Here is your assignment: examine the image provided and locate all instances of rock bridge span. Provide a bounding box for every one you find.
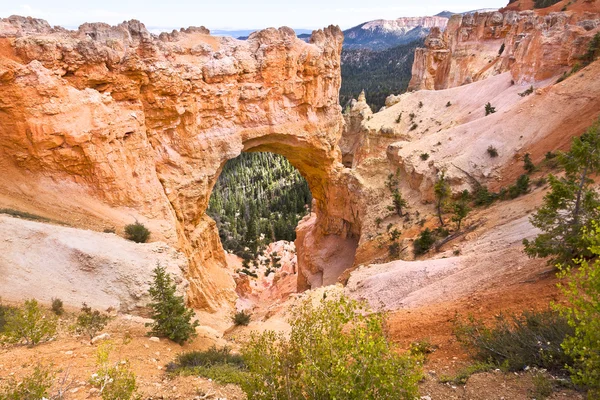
[0,17,361,311]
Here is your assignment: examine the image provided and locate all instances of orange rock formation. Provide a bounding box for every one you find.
[409,10,600,91]
[0,16,359,312]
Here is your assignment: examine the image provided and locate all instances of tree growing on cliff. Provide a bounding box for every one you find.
[523,118,600,266]
[451,199,471,231]
[146,264,199,345]
[434,171,451,226]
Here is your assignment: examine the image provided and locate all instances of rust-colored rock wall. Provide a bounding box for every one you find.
[0,16,358,312]
[409,10,600,91]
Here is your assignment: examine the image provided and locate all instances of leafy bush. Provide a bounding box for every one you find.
[420,153,429,161]
[242,295,421,399]
[146,264,199,345]
[485,102,496,116]
[76,303,110,340]
[124,222,150,243]
[418,101,424,108]
[414,228,435,256]
[410,123,418,131]
[90,343,138,400]
[51,298,64,316]
[0,365,54,400]
[1,299,57,346]
[396,113,402,123]
[487,145,499,158]
[232,310,251,326]
[446,101,452,107]
[557,223,600,396]
[455,310,573,373]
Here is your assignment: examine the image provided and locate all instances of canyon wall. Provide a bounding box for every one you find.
[409,10,600,91]
[0,16,359,312]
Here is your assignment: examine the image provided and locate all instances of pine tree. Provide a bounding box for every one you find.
[451,200,470,231]
[434,171,451,226]
[146,264,199,345]
[523,118,600,266]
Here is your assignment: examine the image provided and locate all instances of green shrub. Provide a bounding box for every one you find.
[420,153,429,161]
[446,101,452,107]
[173,346,245,369]
[232,310,251,326]
[242,295,421,399]
[146,264,199,345]
[167,346,247,385]
[418,101,424,108]
[1,299,57,346]
[455,310,573,373]
[473,186,496,207]
[487,145,499,158]
[76,303,110,340]
[51,298,64,316]
[557,223,600,397]
[414,228,435,256]
[523,153,536,173]
[90,343,138,400]
[507,174,530,199]
[396,113,402,123]
[124,222,150,243]
[0,365,54,400]
[485,102,496,115]
[410,123,418,131]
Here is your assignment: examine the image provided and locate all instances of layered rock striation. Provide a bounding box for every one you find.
[0,16,359,311]
[409,10,600,90]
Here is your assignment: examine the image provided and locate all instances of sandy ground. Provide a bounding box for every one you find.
[0,215,188,314]
[346,186,549,311]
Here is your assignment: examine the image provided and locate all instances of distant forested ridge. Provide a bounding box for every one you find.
[339,39,423,111]
[207,152,312,262]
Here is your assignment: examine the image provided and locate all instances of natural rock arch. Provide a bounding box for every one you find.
[0,17,362,312]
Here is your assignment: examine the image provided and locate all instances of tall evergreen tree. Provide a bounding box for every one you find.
[146,264,199,345]
[523,118,600,265]
[434,171,451,227]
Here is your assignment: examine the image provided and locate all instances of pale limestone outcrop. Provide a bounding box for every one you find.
[409,10,600,91]
[0,17,359,312]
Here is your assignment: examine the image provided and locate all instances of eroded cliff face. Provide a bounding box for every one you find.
[409,10,600,91]
[0,16,359,312]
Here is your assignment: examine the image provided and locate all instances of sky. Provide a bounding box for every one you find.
[1,1,508,31]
